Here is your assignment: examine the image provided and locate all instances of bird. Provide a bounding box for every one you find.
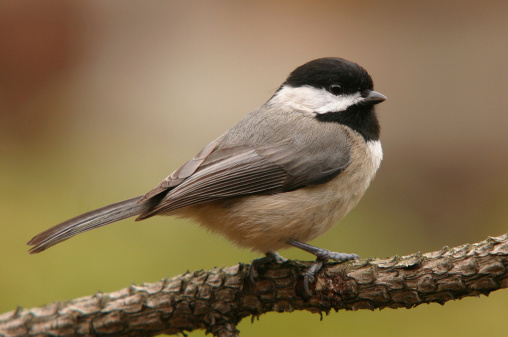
[27,57,386,295]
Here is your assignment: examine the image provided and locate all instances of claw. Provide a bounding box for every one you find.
[286,239,360,297]
[303,260,323,297]
[327,251,360,261]
[249,251,287,283]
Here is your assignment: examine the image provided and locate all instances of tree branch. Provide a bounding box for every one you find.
[1,233,507,337]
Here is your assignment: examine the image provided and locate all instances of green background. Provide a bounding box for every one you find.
[1,1,507,336]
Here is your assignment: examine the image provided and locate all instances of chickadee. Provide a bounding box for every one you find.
[28,57,386,295]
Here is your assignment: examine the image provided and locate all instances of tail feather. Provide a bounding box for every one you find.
[27,196,150,254]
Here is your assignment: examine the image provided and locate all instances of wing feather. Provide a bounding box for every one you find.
[137,150,287,218]
[138,110,353,219]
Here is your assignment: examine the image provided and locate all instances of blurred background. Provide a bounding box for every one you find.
[1,0,507,336]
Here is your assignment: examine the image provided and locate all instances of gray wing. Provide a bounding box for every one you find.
[139,138,222,201]
[137,126,351,219]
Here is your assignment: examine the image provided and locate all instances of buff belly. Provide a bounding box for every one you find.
[173,138,382,253]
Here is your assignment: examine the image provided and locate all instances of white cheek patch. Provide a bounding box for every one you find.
[270,85,363,115]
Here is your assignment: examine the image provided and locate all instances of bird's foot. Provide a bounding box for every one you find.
[287,239,359,297]
[249,251,288,283]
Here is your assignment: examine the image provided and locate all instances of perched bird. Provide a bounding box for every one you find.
[28,57,386,295]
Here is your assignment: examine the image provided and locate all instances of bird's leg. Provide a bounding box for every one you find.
[249,251,288,283]
[286,239,359,297]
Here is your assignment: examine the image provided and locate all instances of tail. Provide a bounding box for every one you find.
[27,196,153,254]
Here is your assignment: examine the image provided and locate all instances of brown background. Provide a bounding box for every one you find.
[1,1,507,336]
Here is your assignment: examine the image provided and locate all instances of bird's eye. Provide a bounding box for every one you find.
[329,84,344,95]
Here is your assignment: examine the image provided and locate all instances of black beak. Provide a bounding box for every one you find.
[363,90,387,105]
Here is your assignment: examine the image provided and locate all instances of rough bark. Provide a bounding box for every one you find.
[1,233,507,337]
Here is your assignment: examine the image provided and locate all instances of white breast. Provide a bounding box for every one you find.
[367,140,383,170]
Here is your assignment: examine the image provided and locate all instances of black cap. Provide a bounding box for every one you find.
[284,57,374,95]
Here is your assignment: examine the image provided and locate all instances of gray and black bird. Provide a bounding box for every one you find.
[28,57,386,295]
